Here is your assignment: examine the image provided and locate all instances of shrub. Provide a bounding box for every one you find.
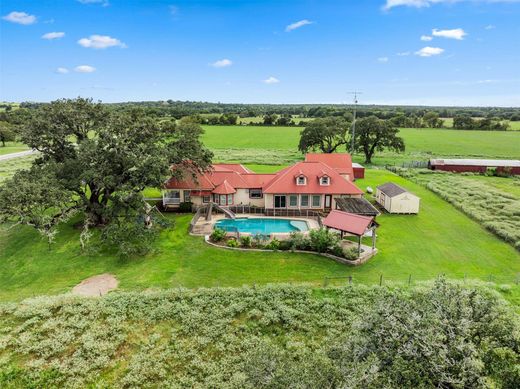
[210,228,227,242]
[331,244,345,258]
[277,240,292,251]
[252,233,270,247]
[178,201,193,213]
[227,238,239,248]
[309,228,339,253]
[265,238,280,250]
[287,231,311,250]
[343,247,359,260]
[239,235,252,247]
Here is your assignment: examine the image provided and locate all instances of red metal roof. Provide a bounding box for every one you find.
[305,153,354,177]
[241,173,277,188]
[322,210,374,236]
[263,161,363,195]
[212,180,236,194]
[213,163,253,174]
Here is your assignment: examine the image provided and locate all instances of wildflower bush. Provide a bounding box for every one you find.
[0,280,519,388]
[210,227,227,242]
[396,169,520,250]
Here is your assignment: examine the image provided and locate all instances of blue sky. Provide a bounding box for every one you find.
[1,0,519,106]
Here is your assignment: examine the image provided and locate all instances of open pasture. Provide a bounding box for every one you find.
[202,125,520,165]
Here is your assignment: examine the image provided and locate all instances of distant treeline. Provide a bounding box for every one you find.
[17,100,520,121]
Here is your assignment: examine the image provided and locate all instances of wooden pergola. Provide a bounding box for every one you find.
[322,210,377,256]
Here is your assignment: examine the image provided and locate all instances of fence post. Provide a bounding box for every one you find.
[408,274,412,286]
[348,275,352,284]
[379,274,383,286]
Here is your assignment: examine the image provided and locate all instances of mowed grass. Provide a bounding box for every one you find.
[202,125,520,164]
[0,142,29,155]
[2,168,519,302]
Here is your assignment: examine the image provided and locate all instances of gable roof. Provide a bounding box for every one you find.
[377,182,415,198]
[305,153,354,177]
[213,163,253,173]
[263,161,363,195]
[323,210,374,236]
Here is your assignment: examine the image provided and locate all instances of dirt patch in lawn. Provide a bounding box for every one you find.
[72,273,118,297]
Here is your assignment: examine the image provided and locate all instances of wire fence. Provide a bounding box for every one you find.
[322,273,520,287]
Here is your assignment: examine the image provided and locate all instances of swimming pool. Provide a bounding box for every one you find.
[215,218,309,234]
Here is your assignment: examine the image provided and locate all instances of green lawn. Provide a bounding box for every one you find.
[0,141,29,155]
[2,168,519,302]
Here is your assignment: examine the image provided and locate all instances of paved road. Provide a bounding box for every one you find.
[0,149,37,162]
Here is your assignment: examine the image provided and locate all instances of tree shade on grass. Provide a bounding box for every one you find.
[1,169,520,302]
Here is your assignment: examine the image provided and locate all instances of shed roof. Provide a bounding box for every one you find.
[376,182,409,198]
[322,210,374,236]
[334,197,380,216]
[429,159,520,167]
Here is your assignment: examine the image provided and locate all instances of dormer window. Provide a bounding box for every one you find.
[296,175,307,186]
[320,176,330,186]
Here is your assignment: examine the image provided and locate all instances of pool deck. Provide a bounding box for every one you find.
[190,214,320,237]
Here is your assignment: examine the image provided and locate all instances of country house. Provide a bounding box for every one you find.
[163,153,365,212]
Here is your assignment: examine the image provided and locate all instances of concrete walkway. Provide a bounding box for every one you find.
[0,149,36,162]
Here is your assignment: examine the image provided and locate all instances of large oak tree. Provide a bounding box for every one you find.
[353,116,405,164]
[0,98,212,240]
[298,117,351,154]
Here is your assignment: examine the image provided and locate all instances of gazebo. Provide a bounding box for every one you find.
[322,210,377,256]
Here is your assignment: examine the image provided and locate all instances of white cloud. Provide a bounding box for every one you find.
[74,65,96,73]
[78,35,126,49]
[378,57,389,63]
[415,46,444,57]
[42,32,65,40]
[432,28,467,40]
[484,24,495,30]
[420,35,432,41]
[397,51,411,56]
[285,19,313,32]
[2,11,37,25]
[56,67,69,74]
[384,0,520,10]
[263,76,280,84]
[211,59,232,68]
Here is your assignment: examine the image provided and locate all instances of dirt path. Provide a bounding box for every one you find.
[0,149,37,161]
[72,274,119,297]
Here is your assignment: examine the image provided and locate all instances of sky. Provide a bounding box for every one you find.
[1,0,520,106]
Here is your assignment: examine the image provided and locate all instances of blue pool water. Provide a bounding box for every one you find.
[215,218,308,234]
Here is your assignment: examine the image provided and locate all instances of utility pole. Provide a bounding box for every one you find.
[347,91,362,153]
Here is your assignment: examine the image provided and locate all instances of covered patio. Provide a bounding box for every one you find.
[322,210,378,257]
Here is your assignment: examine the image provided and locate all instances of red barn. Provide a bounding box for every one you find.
[352,163,365,179]
[429,159,520,175]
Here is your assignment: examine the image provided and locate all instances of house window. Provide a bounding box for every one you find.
[219,195,227,205]
[227,194,233,205]
[312,195,321,207]
[274,195,287,208]
[164,190,180,204]
[202,195,210,203]
[289,195,298,207]
[296,176,306,186]
[320,176,330,186]
[249,189,263,199]
[300,195,309,207]
[183,190,191,202]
